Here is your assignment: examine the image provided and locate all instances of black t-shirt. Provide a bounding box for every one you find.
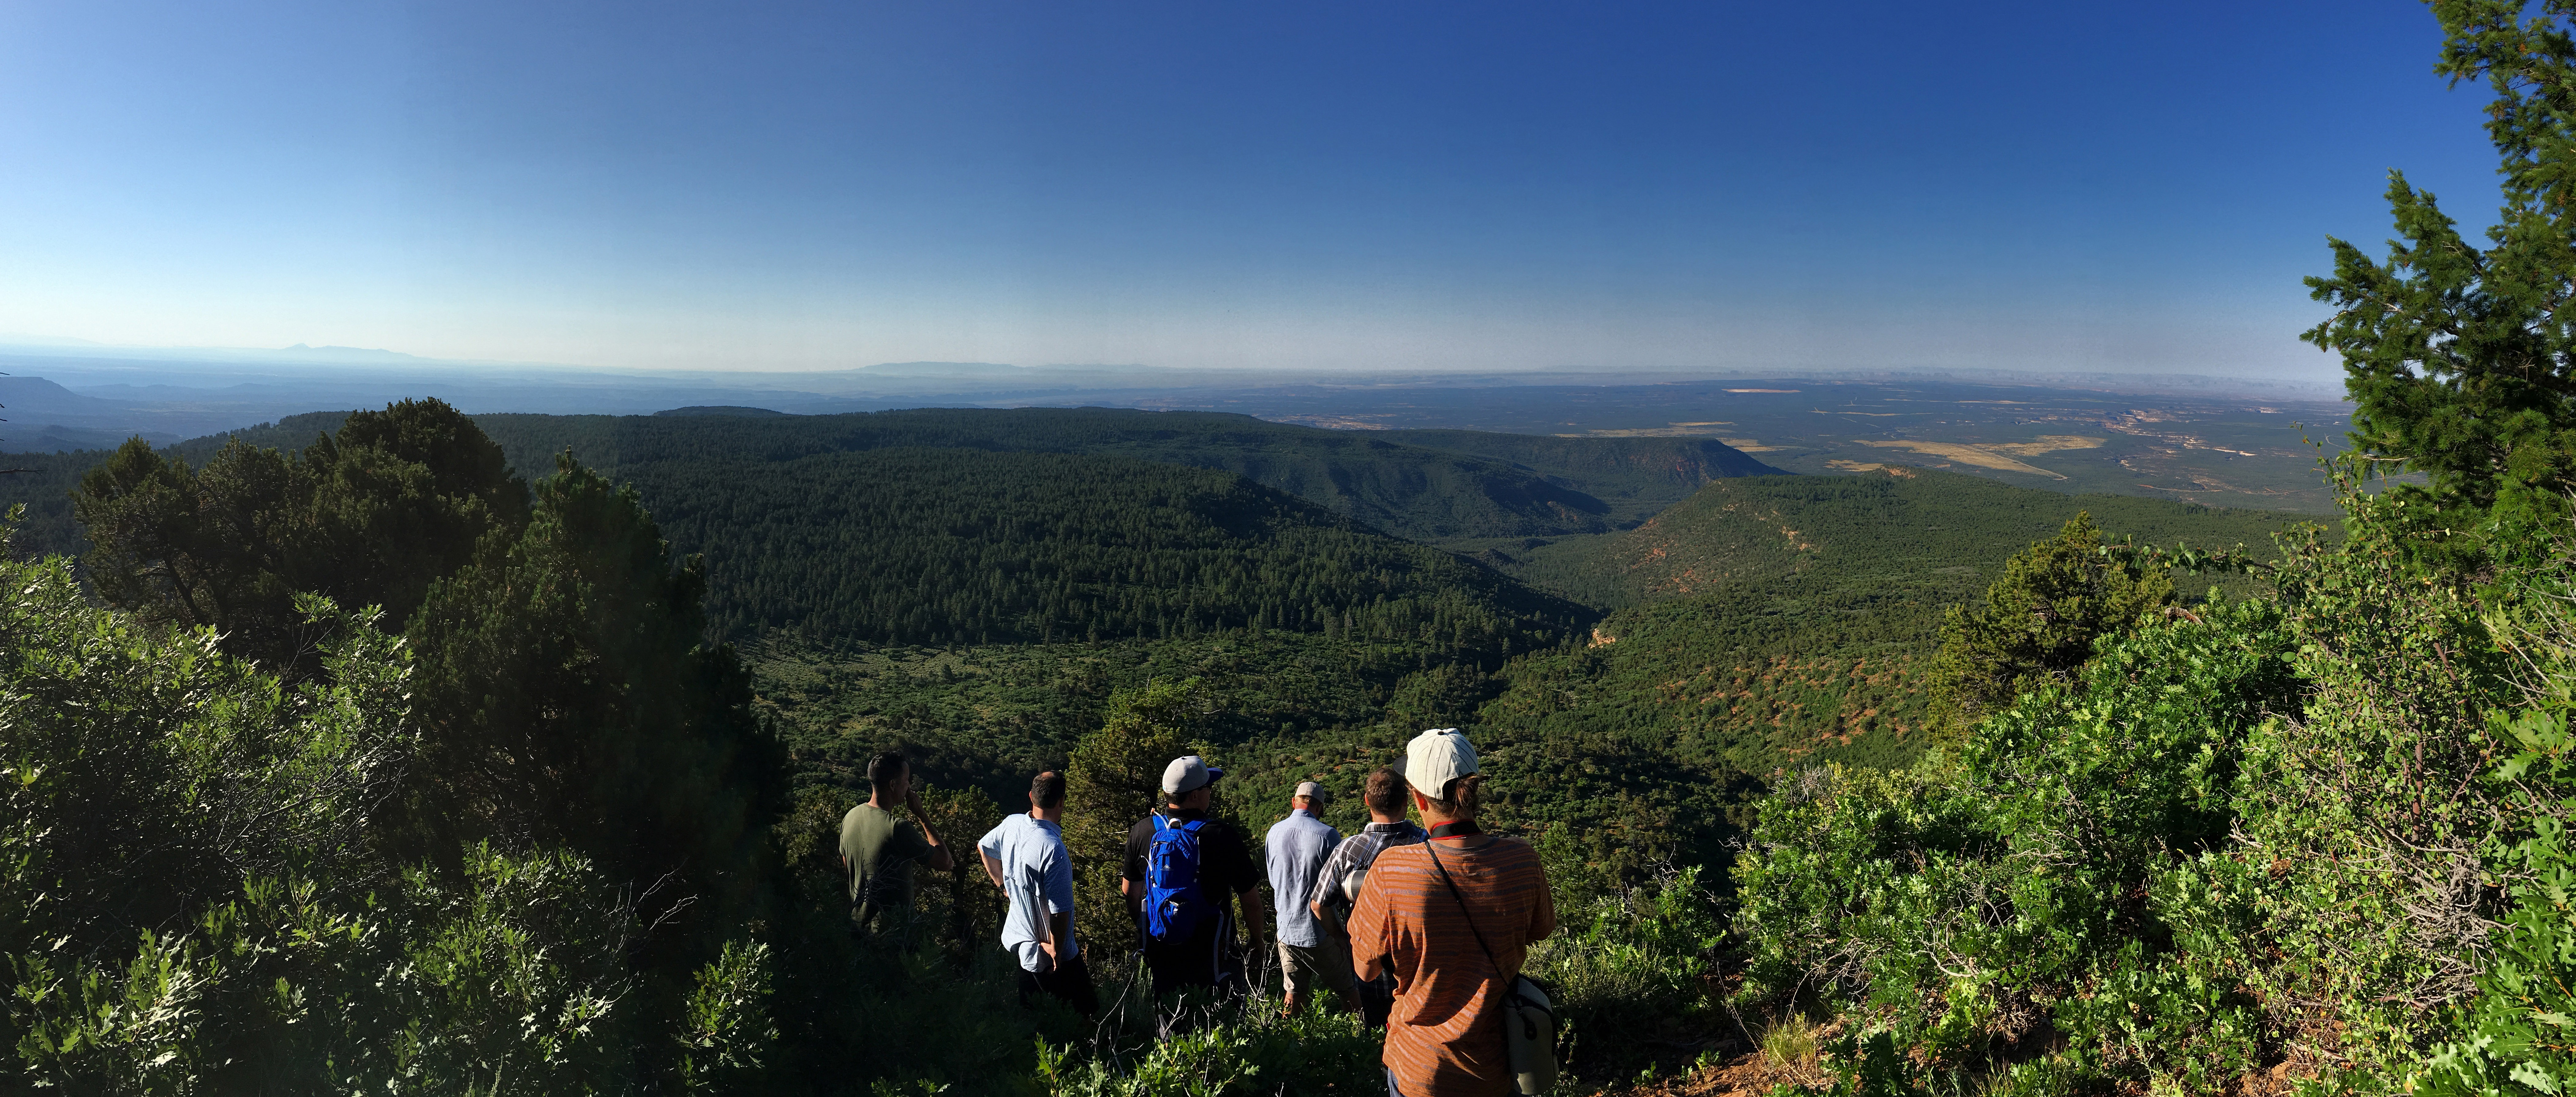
[1123,810,1258,912]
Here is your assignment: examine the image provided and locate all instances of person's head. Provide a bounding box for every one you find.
[1362,767,1408,822]
[1030,770,1065,817]
[867,751,910,804]
[1291,780,1325,814]
[1161,755,1223,812]
[1401,728,1483,825]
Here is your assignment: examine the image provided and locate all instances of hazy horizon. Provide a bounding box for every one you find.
[0,334,2352,393]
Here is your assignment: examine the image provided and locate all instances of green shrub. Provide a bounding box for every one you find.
[1733,594,2300,1091]
[2216,492,2520,1080]
[2410,546,2576,1095]
[0,532,776,1093]
[1529,865,1729,1080]
[1035,958,1382,1097]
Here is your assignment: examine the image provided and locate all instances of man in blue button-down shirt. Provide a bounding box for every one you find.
[978,770,1096,1015]
[1265,780,1355,1014]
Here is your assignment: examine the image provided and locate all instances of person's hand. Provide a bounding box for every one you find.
[904,788,926,816]
[1036,940,1058,973]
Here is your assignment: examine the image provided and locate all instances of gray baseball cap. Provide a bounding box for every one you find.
[1161,755,1225,794]
[1293,781,1326,801]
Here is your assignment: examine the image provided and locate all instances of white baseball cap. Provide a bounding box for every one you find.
[1162,755,1225,794]
[1400,728,1478,799]
[1293,780,1326,801]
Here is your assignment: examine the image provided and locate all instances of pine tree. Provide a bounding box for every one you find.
[2306,0,2576,561]
[406,453,783,978]
[1060,678,1208,959]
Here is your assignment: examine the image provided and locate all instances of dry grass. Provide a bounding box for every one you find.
[1599,1014,1835,1097]
[1758,1013,1822,1078]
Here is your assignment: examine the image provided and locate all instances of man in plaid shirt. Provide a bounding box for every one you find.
[1306,766,1426,1028]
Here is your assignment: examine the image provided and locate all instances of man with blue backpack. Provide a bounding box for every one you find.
[1120,755,1266,1004]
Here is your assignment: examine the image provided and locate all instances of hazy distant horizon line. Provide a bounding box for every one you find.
[0,334,2347,391]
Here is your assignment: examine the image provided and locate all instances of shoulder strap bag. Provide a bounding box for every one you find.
[1423,841,1559,1096]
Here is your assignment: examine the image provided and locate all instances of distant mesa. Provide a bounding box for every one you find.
[850,361,1028,377]
[654,405,790,417]
[275,343,425,363]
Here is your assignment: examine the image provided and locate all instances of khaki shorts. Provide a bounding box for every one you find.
[1278,936,1357,1002]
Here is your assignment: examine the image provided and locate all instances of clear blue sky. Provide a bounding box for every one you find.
[0,1,2504,377]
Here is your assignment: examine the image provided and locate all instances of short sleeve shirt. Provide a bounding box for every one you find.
[839,804,932,933]
[975,813,1077,972]
[1347,837,1556,1097]
[1122,810,1258,912]
[1264,809,1343,947]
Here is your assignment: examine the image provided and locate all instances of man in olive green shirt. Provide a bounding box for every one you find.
[841,751,955,939]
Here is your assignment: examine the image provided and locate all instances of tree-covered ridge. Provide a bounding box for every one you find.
[1,407,1788,565]
[1492,467,2310,610]
[467,406,1782,541]
[1368,428,1781,499]
[624,446,1591,648]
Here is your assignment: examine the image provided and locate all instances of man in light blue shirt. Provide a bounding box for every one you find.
[1265,780,1355,1014]
[977,770,1096,1014]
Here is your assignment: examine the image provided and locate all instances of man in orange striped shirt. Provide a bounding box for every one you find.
[1348,729,1556,1097]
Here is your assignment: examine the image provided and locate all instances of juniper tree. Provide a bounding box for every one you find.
[1926,513,2174,733]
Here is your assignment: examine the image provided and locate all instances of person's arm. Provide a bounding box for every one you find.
[975,824,1008,889]
[1119,822,1148,900]
[1041,909,1072,967]
[1039,843,1077,965]
[1309,900,1339,941]
[907,790,956,873]
[1227,829,1265,952]
[1239,884,1266,953]
[1348,867,1389,982]
[1305,846,1345,923]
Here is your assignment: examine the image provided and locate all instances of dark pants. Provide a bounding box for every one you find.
[1352,969,1397,1029]
[1018,951,1099,1016]
[1143,914,1242,1000]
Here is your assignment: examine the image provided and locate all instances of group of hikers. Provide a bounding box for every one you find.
[839,727,1556,1097]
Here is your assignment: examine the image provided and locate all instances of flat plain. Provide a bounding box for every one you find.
[1132,377,2355,513]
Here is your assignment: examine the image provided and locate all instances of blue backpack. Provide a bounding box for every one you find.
[1143,815,1210,943]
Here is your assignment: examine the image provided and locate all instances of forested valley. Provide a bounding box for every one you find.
[16,8,2576,1095]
